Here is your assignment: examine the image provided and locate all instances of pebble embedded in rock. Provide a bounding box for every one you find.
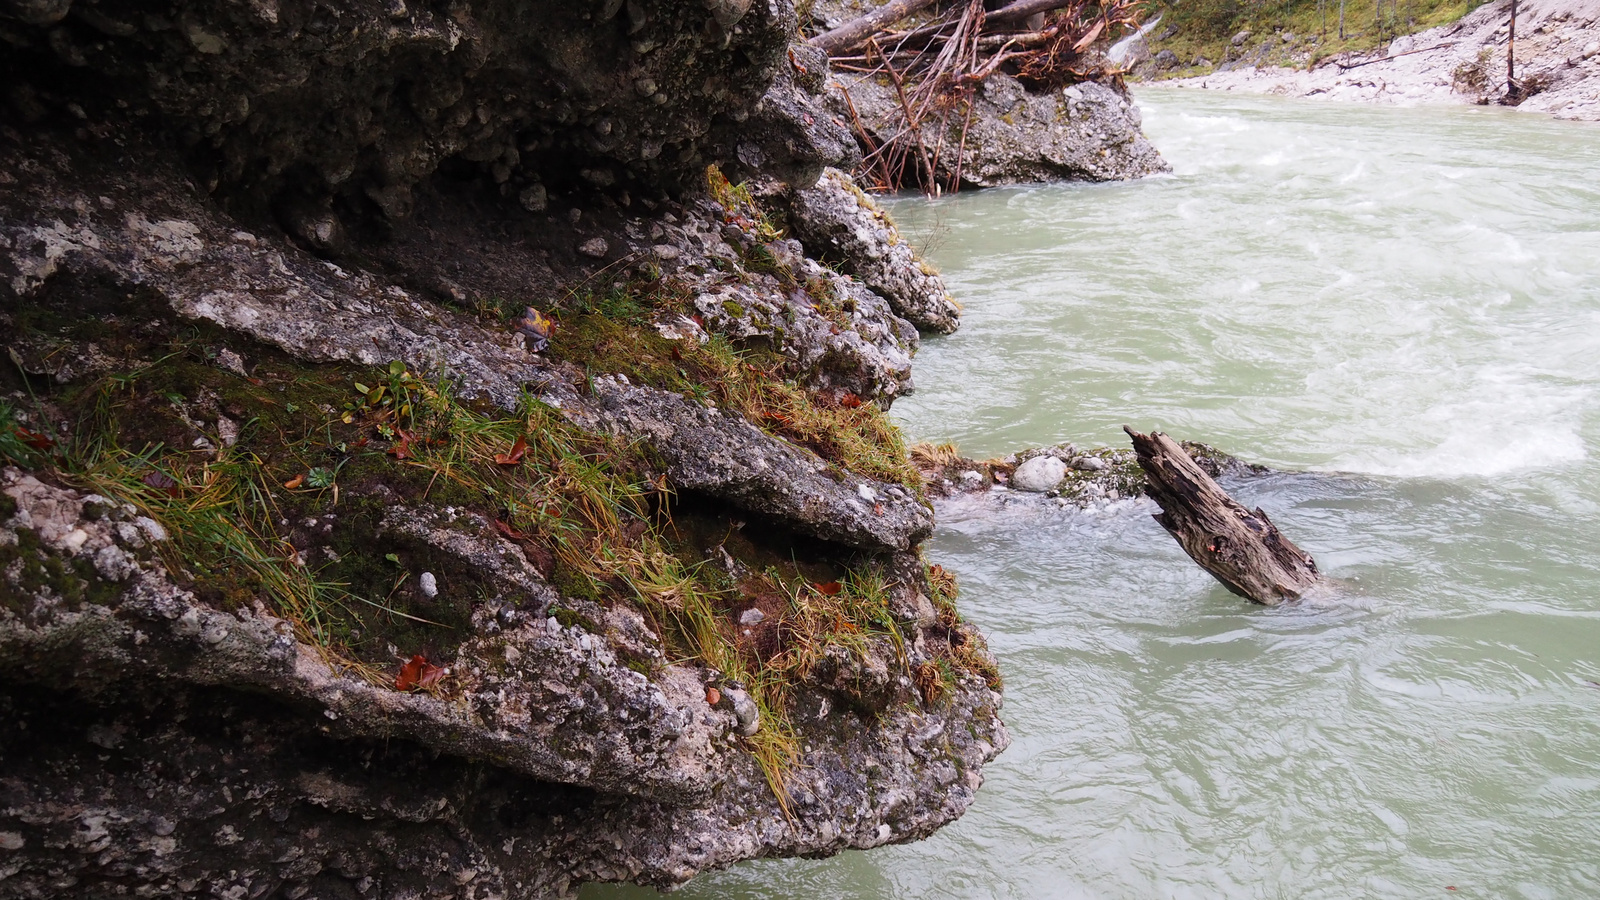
[519,184,548,212]
[856,483,877,501]
[1012,456,1066,492]
[1073,456,1108,471]
[725,686,761,736]
[419,572,438,597]
[578,237,609,258]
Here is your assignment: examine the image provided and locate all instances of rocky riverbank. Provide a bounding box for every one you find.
[1162,0,1600,121]
[0,1,1018,896]
[912,438,1270,516]
[809,0,1171,188]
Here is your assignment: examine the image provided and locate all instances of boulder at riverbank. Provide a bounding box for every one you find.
[827,71,1172,187]
[808,0,1171,187]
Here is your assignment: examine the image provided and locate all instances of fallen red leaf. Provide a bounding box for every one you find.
[874,502,884,516]
[493,518,529,541]
[1445,888,1456,892]
[837,392,862,409]
[13,426,54,451]
[705,687,721,705]
[395,654,445,691]
[389,429,416,460]
[494,434,528,466]
[813,581,843,596]
[245,376,265,386]
[283,473,306,489]
[141,471,182,497]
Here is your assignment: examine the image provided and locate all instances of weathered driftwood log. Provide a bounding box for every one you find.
[810,0,940,54]
[812,0,1078,56]
[1125,426,1322,605]
[983,0,1080,27]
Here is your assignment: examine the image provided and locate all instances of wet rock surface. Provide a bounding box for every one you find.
[0,0,1009,896]
[0,468,1005,897]
[916,439,1272,514]
[0,0,793,207]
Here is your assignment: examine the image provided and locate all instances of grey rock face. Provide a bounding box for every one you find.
[652,196,921,402]
[0,2,1010,894]
[0,471,723,805]
[723,45,862,188]
[790,168,961,334]
[0,466,1006,897]
[0,0,795,206]
[580,377,934,552]
[830,72,1169,186]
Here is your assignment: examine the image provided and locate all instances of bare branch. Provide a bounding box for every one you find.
[810,0,940,55]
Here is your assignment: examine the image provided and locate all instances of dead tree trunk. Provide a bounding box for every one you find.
[811,0,940,55]
[1124,426,1322,605]
[984,0,1079,27]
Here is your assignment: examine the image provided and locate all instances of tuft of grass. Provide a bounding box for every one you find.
[911,441,963,471]
[71,441,383,677]
[706,164,782,243]
[553,293,919,491]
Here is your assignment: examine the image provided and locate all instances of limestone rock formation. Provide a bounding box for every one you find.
[0,0,1008,896]
[829,71,1171,187]
[789,167,961,334]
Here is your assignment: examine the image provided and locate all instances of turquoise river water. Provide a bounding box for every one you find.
[587,89,1600,898]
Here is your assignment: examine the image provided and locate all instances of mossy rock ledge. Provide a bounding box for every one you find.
[0,1,1007,896]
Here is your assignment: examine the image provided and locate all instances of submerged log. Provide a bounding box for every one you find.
[1124,426,1322,605]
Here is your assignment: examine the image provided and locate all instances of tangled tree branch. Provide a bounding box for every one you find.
[815,0,1146,194]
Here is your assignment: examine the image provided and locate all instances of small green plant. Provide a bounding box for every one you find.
[344,360,425,427]
[706,164,782,242]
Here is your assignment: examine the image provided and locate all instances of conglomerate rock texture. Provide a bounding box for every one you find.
[0,0,1009,897]
[789,167,961,334]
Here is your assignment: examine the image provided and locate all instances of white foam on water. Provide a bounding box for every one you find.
[1331,380,1588,478]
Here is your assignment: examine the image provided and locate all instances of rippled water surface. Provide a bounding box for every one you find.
[587,90,1600,898]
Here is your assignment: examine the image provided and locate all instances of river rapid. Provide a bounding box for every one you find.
[587,90,1600,898]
